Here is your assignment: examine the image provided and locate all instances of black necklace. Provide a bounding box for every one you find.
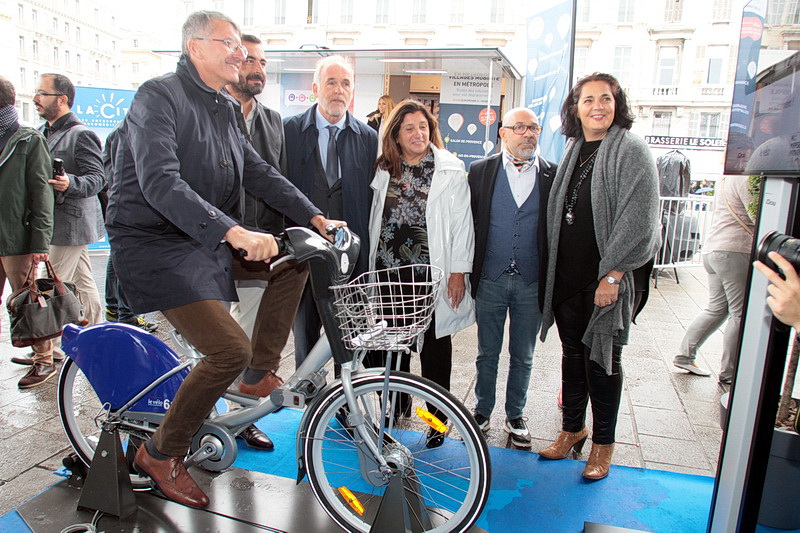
[564,153,597,225]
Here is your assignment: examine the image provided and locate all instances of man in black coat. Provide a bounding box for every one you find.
[283,55,378,368]
[468,107,556,448]
[106,11,339,509]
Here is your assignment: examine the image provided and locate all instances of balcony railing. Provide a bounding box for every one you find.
[653,86,679,96]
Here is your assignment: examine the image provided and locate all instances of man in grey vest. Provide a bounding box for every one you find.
[33,73,105,327]
[223,34,307,451]
[468,107,556,447]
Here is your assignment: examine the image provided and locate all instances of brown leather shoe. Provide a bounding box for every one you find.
[133,445,209,508]
[238,370,284,398]
[539,427,589,460]
[583,443,615,480]
[238,424,274,450]
[12,350,65,365]
[18,363,57,389]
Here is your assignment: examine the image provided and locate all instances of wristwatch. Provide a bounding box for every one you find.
[604,275,621,285]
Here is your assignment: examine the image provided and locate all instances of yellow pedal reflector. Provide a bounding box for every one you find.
[338,486,365,515]
[416,406,447,433]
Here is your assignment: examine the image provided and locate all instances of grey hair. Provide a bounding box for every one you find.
[181,10,240,56]
[313,55,354,87]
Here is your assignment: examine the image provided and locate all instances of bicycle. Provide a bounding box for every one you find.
[57,226,491,533]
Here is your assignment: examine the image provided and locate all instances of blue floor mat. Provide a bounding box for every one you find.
[233,408,717,532]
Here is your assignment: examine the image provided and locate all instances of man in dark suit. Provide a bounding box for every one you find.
[468,107,556,448]
[283,55,378,368]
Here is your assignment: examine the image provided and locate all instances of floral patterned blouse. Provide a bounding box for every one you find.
[375,150,434,271]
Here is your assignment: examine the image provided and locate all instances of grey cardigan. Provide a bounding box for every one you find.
[540,125,661,373]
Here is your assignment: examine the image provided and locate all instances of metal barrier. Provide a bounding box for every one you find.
[653,195,715,286]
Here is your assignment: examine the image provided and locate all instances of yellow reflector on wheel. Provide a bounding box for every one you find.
[416,406,447,433]
[338,486,365,515]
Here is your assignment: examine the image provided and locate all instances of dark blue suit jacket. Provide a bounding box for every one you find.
[283,105,377,275]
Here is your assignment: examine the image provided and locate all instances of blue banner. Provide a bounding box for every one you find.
[73,86,136,142]
[440,102,500,168]
[525,0,575,163]
[728,0,766,136]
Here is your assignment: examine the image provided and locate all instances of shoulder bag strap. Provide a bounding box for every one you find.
[720,176,754,237]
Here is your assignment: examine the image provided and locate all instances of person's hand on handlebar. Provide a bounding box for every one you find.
[224,225,278,262]
[754,251,800,331]
[310,214,347,242]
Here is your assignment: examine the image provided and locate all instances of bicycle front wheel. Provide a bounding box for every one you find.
[303,371,491,533]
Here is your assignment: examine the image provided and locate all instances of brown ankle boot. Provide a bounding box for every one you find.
[539,427,589,460]
[583,443,614,480]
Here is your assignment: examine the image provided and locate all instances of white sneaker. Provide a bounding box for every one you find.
[674,361,711,376]
[504,418,532,448]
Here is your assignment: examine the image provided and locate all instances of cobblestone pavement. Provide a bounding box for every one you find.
[0,256,727,517]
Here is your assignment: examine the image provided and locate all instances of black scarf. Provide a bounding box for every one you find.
[0,104,17,138]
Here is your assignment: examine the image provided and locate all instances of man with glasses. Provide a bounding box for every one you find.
[106,11,339,508]
[15,74,106,378]
[468,107,556,447]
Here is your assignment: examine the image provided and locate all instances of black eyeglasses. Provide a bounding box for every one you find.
[34,91,64,98]
[503,123,542,135]
[192,37,247,56]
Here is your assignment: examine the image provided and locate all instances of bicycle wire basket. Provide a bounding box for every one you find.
[331,264,443,351]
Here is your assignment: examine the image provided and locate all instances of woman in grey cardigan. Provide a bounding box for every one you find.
[538,73,661,480]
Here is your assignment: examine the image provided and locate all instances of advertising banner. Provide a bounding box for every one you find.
[439,69,502,168]
[74,86,136,252]
[525,0,575,163]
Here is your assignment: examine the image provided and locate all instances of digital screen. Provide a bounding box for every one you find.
[725,51,800,175]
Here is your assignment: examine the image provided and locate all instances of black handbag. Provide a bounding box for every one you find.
[6,260,88,347]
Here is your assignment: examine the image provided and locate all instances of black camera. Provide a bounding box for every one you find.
[758,231,800,273]
[52,158,64,177]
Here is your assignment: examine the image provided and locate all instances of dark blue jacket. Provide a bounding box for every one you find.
[283,105,377,275]
[106,56,320,313]
[468,153,556,309]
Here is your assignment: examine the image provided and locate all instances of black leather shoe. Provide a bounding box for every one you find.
[238,424,274,450]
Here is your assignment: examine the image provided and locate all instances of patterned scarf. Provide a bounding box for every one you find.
[0,105,17,138]
[504,150,535,173]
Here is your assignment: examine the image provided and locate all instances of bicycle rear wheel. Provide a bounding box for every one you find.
[302,371,491,533]
[57,358,150,487]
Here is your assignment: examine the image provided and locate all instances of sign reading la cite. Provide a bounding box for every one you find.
[645,135,727,149]
[73,86,136,131]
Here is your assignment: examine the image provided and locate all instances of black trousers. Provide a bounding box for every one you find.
[364,315,452,421]
[554,290,623,445]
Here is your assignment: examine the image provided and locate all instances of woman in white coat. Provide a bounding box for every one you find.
[367,99,475,447]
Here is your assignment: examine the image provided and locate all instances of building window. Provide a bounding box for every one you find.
[53,46,59,65]
[657,46,679,86]
[341,0,353,23]
[214,1,224,10]
[52,17,58,33]
[618,0,634,22]
[133,38,139,48]
[412,0,426,23]
[22,102,30,123]
[65,50,70,68]
[769,0,786,25]
[64,21,69,35]
[698,112,722,137]
[577,0,590,22]
[613,46,632,87]
[20,67,26,89]
[712,0,730,19]
[275,0,286,24]
[376,0,389,23]
[95,60,100,76]
[32,40,38,57]
[664,0,682,22]
[450,0,464,22]
[707,46,726,84]
[788,0,800,23]
[76,26,81,42]
[243,0,254,25]
[652,111,672,136]
[31,9,37,26]
[490,0,505,23]
[573,47,589,81]
[18,3,23,21]
[308,0,318,23]
[132,62,140,74]
[95,33,99,47]
[76,54,81,69]
[19,35,24,53]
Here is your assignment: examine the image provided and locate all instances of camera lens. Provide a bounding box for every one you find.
[757,231,800,272]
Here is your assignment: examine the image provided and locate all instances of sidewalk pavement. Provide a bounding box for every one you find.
[0,255,727,517]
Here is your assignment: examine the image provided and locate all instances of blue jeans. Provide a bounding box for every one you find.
[474,273,541,420]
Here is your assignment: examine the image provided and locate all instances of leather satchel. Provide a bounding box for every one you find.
[6,260,88,347]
